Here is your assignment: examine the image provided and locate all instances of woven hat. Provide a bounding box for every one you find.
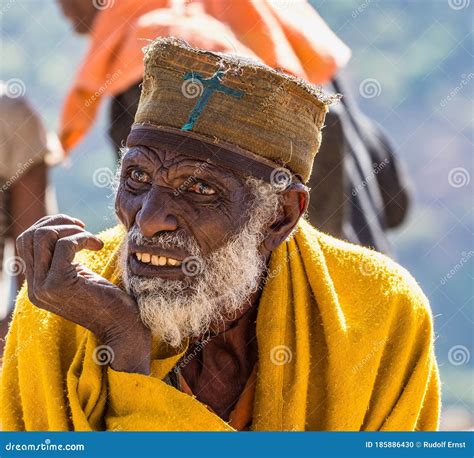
[127,37,334,183]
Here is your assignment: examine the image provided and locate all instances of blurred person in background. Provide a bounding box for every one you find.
[308,77,411,254]
[57,0,410,255]
[57,0,349,155]
[0,88,58,353]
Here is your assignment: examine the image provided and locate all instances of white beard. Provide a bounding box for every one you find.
[119,177,281,348]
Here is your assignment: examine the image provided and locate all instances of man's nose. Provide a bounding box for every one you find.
[135,189,179,237]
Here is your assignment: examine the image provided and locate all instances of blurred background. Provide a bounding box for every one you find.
[1,0,472,429]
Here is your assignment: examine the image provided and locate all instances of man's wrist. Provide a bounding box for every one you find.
[102,324,152,375]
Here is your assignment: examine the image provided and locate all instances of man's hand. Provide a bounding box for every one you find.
[16,214,151,374]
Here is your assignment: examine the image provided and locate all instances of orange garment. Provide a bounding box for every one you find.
[178,364,258,431]
[59,0,350,153]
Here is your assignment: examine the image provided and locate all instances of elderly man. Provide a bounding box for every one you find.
[1,38,439,431]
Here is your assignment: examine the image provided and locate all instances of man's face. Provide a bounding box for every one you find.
[57,0,99,34]
[115,145,281,347]
[116,145,258,277]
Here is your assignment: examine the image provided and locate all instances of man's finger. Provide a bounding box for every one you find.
[49,232,104,274]
[16,231,34,291]
[33,225,87,286]
[32,214,85,229]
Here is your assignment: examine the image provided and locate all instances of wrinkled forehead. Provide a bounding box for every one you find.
[121,144,245,187]
[126,126,279,184]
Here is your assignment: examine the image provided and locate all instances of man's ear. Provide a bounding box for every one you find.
[263,183,309,253]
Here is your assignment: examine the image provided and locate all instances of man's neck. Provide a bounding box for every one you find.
[179,282,263,420]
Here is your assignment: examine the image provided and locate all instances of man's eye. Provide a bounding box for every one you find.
[130,169,151,184]
[187,182,216,195]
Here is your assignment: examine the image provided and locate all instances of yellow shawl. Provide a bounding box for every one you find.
[1,220,440,431]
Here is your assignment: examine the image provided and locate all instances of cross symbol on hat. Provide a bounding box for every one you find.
[181,70,245,132]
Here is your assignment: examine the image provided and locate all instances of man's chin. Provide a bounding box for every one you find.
[125,270,195,301]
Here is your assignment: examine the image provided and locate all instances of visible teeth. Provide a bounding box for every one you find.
[135,252,182,266]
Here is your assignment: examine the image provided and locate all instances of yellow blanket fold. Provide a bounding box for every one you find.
[1,220,440,431]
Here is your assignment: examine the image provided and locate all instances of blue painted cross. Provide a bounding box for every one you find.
[181,71,244,132]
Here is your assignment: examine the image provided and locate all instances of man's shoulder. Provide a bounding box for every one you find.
[305,224,431,326]
[317,230,418,288]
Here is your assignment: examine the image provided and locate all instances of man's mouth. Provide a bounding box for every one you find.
[134,252,182,267]
[127,246,189,279]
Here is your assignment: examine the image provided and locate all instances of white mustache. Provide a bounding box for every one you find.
[128,227,200,255]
